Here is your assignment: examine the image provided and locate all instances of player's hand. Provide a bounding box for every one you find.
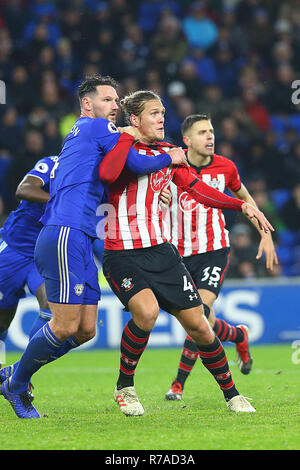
[256,233,279,271]
[159,187,172,208]
[168,147,188,166]
[241,203,274,234]
[118,126,141,141]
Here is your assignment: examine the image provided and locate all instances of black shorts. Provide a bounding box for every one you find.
[182,247,230,297]
[102,242,202,314]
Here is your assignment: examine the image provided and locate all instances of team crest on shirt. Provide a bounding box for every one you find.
[209,177,220,189]
[150,169,172,193]
[74,284,84,296]
[121,277,134,291]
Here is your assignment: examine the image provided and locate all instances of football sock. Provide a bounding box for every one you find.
[213,319,244,343]
[175,335,199,388]
[10,334,80,376]
[29,309,52,340]
[196,336,239,401]
[117,319,150,389]
[9,322,62,394]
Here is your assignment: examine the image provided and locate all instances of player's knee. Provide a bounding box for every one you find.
[187,315,213,344]
[133,307,159,332]
[51,320,80,342]
[76,325,96,344]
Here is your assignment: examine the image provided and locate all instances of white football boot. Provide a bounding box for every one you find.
[114,386,145,416]
[226,395,256,413]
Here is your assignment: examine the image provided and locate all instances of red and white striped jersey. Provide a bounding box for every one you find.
[104,141,174,250]
[166,154,241,256]
[104,144,243,251]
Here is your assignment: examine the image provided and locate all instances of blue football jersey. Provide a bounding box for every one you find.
[0,156,58,257]
[40,117,122,238]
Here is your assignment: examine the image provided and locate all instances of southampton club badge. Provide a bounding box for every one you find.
[74,284,84,296]
[121,277,134,292]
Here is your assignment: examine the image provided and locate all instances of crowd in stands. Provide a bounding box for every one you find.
[0,0,300,278]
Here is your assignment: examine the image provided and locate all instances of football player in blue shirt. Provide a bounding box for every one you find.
[0,74,186,418]
[0,156,57,350]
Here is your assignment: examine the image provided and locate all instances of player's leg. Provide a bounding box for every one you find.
[188,249,252,374]
[115,289,159,417]
[28,269,52,339]
[173,305,255,412]
[103,250,159,416]
[0,226,99,418]
[0,243,31,346]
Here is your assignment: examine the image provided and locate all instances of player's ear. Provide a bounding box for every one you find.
[130,114,139,128]
[182,135,190,147]
[82,96,91,111]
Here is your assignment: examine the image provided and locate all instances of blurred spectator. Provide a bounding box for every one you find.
[280,183,300,233]
[150,14,188,77]
[227,223,267,279]
[8,65,35,115]
[266,63,297,115]
[0,107,22,154]
[283,140,300,187]
[247,7,274,59]
[43,118,63,156]
[182,1,218,50]
[9,129,45,206]
[187,46,217,85]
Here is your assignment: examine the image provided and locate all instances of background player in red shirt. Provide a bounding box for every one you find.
[164,114,278,400]
[100,90,274,416]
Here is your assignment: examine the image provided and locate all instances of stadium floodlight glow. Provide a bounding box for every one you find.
[0,80,6,104]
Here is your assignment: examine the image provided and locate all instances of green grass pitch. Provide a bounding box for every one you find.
[0,344,299,450]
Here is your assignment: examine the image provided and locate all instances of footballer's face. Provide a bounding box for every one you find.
[132,99,165,144]
[184,119,215,157]
[83,85,119,122]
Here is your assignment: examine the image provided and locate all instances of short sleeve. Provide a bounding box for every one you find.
[226,159,241,192]
[91,117,122,154]
[27,156,58,186]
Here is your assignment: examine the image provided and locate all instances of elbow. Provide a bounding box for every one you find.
[99,168,114,185]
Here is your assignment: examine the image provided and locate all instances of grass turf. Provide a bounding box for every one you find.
[0,344,299,450]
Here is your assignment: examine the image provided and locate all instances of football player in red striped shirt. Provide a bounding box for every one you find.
[165,114,278,401]
[99,91,274,415]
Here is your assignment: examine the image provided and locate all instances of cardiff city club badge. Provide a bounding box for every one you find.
[121,278,134,292]
[74,284,84,296]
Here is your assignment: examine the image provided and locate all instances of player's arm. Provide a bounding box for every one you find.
[16,175,50,204]
[172,165,274,234]
[99,126,187,184]
[231,183,278,270]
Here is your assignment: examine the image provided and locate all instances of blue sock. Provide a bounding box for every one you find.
[29,309,52,340]
[10,333,81,379]
[0,329,8,342]
[10,323,62,394]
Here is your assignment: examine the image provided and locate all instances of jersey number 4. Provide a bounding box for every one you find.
[183,275,194,292]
